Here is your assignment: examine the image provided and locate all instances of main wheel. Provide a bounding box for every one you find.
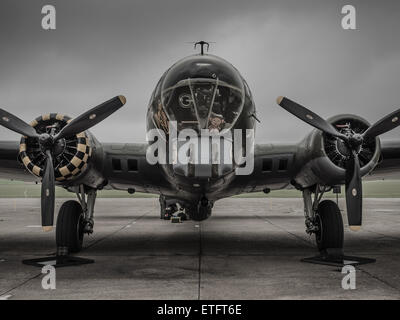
[56,200,85,253]
[315,200,344,251]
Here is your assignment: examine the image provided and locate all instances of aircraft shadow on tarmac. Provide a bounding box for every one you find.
[1,224,400,258]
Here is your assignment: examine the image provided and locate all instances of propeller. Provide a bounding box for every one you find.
[0,95,126,231]
[276,96,400,230]
[55,96,126,140]
[0,109,39,138]
[345,150,362,231]
[41,150,55,231]
[276,97,348,141]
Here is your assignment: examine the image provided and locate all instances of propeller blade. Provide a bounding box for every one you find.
[55,95,126,140]
[276,97,348,140]
[363,108,400,140]
[345,152,362,231]
[0,108,39,138]
[41,150,55,231]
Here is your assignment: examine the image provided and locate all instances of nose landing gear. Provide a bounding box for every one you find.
[185,198,213,221]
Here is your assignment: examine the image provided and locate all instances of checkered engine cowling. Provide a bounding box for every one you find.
[19,114,92,182]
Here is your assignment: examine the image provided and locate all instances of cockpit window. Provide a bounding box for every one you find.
[159,55,245,133]
[162,78,243,132]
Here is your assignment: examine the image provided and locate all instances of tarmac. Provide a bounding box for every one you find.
[0,197,400,300]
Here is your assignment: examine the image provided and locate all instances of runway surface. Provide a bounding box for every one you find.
[0,198,400,300]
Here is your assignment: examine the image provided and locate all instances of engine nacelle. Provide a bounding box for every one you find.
[293,114,381,188]
[18,113,103,187]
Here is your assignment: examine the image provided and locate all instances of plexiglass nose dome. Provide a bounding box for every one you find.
[161,55,245,132]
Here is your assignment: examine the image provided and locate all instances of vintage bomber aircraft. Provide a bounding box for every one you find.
[1,46,400,256]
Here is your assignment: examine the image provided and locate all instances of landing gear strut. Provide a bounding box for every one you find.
[75,186,97,235]
[159,195,166,219]
[301,185,375,267]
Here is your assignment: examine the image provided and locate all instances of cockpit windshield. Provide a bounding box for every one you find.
[159,55,245,133]
[162,78,243,132]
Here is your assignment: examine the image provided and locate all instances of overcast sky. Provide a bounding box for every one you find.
[0,0,399,143]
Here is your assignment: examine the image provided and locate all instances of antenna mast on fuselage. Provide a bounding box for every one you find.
[194,41,212,55]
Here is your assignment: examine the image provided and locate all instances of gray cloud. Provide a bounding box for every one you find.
[1,0,399,143]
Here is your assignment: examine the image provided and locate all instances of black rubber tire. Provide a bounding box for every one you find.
[315,200,344,251]
[186,204,210,221]
[56,200,84,253]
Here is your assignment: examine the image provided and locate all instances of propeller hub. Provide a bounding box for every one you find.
[38,133,67,158]
[52,138,66,156]
[39,133,54,149]
[348,133,364,148]
[334,133,363,159]
[39,133,53,145]
[336,139,352,157]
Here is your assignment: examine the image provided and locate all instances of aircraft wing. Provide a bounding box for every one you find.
[1,138,400,198]
[100,142,172,194]
[0,141,35,182]
[226,139,400,198]
[0,140,172,194]
[218,143,300,198]
[366,140,400,180]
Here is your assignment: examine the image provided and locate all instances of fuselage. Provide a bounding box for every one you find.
[146,54,256,201]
